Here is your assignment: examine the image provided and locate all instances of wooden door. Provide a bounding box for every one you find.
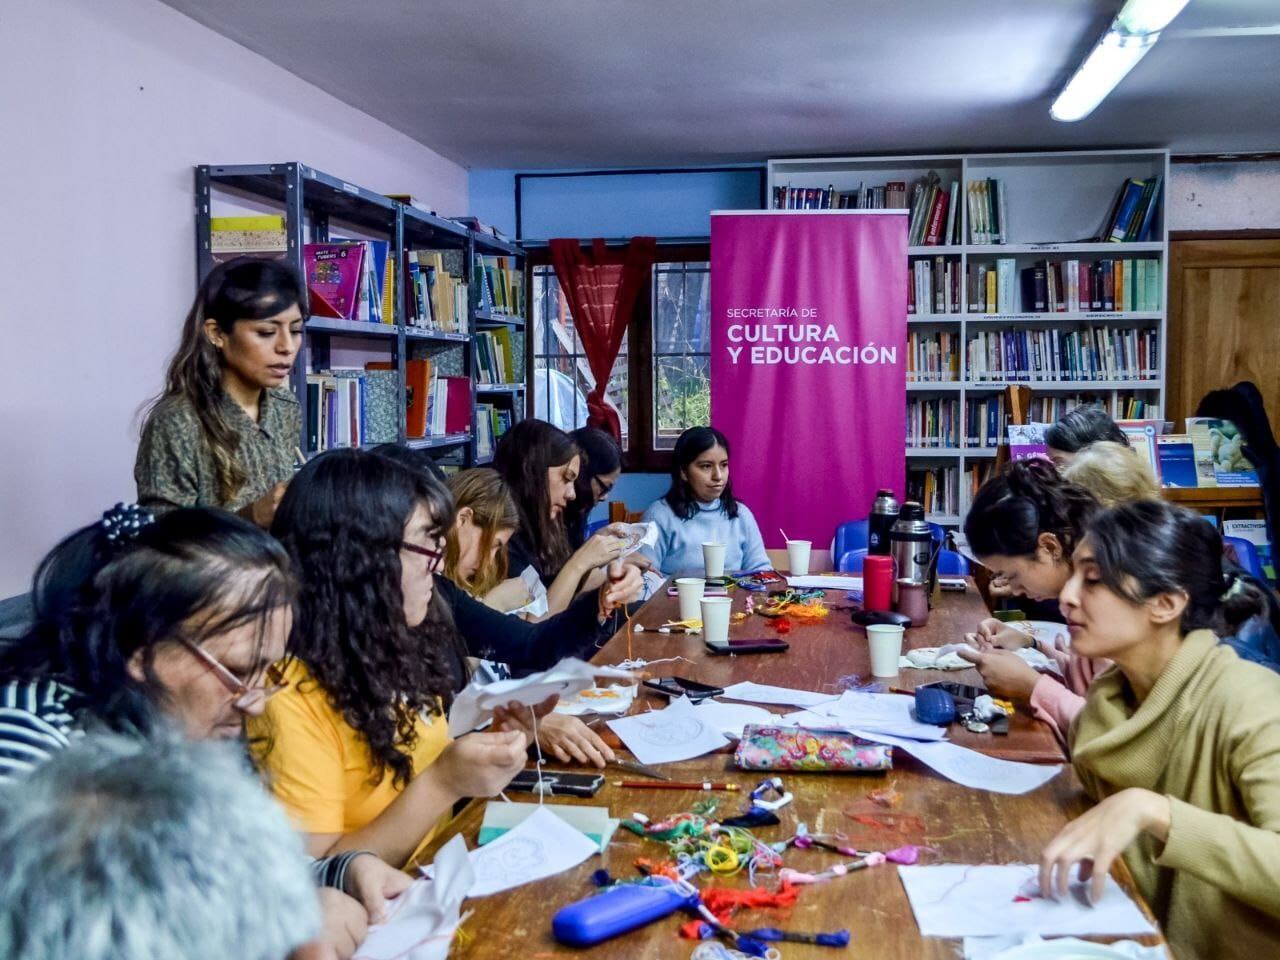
[1168,237,1280,425]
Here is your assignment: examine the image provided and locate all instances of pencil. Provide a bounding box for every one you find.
[614,781,738,791]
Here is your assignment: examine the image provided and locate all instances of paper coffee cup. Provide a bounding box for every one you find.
[675,577,706,622]
[700,597,733,647]
[786,540,812,576]
[702,542,727,579]
[867,623,905,678]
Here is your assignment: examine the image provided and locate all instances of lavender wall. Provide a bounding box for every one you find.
[0,0,469,595]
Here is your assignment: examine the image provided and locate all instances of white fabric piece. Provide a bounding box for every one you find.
[354,834,473,960]
[554,683,638,717]
[448,658,631,736]
[719,681,839,708]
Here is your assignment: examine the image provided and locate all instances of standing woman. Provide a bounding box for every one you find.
[1040,501,1280,960]
[494,420,630,615]
[640,426,769,576]
[136,258,305,526]
[563,427,623,550]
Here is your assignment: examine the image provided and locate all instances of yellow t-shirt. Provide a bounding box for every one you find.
[251,658,450,867]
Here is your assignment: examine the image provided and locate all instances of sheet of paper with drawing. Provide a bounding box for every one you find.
[803,691,949,741]
[856,732,1062,795]
[354,834,473,960]
[898,863,1157,938]
[607,695,732,765]
[423,806,599,899]
[720,681,839,708]
[447,658,632,736]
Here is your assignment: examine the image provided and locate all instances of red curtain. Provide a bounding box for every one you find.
[548,237,657,440]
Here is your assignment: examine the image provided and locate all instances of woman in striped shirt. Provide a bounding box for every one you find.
[0,504,408,959]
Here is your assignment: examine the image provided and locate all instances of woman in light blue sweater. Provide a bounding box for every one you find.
[640,426,770,576]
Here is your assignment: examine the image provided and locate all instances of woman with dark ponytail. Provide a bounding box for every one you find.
[1040,500,1280,959]
[136,258,306,527]
[958,459,1107,738]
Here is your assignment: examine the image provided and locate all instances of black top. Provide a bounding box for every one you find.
[504,533,546,585]
[434,575,605,677]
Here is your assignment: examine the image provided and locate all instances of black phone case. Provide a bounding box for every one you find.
[706,640,790,655]
[506,770,603,797]
[642,677,723,700]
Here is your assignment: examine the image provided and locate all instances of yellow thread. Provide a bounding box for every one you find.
[705,844,740,874]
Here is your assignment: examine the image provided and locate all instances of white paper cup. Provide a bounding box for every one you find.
[786,540,812,576]
[675,577,706,622]
[702,542,727,579]
[867,623,905,678]
[700,597,733,647]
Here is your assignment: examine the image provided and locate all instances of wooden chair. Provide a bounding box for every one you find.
[974,384,1033,610]
[608,501,645,524]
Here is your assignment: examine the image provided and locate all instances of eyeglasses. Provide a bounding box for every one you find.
[402,538,446,573]
[179,639,287,709]
[592,476,616,499]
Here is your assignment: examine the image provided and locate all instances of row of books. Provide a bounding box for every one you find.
[476,329,518,385]
[304,241,395,324]
[1024,395,1160,423]
[303,369,398,452]
[475,404,516,461]
[475,255,524,317]
[968,461,997,498]
[907,395,1008,449]
[908,465,960,517]
[906,331,962,382]
[403,359,471,439]
[967,178,1008,245]
[966,326,1160,383]
[1016,258,1161,314]
[1101,176,1162,243]
[771,181,909,212]
[769,174,964,247]
[909,256,963,314]
[906,173,962,247]
[210,215,287,263]
[966,395,1006,448]
[406,250,469,333]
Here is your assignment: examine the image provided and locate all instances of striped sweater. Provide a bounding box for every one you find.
[0,678,366,891]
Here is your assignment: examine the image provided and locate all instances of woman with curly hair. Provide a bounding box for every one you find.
[253,449,528,869]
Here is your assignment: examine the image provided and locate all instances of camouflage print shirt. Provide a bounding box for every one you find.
[135,388,301,513]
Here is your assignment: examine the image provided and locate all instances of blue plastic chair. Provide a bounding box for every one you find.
[936,549,970,576]
[585,518,609,538]
[838,549,868,573]
[1223,536,1266,581]
[832,520,870,565]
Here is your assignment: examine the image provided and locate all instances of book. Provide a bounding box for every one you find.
[1117,420,1161,478]
[1187,418,1259,487]
[211,215,288,264]
[1223,519,1275,584]
[1156,435,1198,488]
[1007,423,1050,461]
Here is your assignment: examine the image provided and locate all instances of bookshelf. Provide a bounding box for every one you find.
[194,162,526,465]
[767,149,1170,526]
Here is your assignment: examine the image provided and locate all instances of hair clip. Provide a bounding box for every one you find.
[100,503,155,545]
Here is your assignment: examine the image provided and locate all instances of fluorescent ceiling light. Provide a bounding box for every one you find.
[1051,0,1191,122]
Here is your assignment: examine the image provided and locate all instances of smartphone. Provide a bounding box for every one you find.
[642,676,725,701]
[505,769,604,798]
[705,638,790,655]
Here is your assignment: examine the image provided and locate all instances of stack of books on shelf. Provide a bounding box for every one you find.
[908,465,960,517]
[906,331,961,382]
[966,395,1006,448]
[474,255,525,316]
[770,171,962,246]
[210,215,287,264]
[304,241,395,324]
[398,359,471,439]
[966,326,1160,383]
[476,329,517,385]
[772,181,907,210]
[475,404,516,461]
[1028,395,1160,422]
[909,257,963,314]
[998,259,1161,314]
[967,178,1008,245]
[907,397,961,448]
[1099,176,1162,243]
[405,250,469,333]
[304,367,398,452]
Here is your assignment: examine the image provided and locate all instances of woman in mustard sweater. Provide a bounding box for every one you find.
[1040,500,1280,960]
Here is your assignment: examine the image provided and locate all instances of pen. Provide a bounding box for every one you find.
[614,781,739,791]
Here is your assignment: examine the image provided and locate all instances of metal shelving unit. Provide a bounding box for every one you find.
[195,162,526,463]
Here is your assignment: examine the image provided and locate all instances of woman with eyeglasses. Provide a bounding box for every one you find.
[0,504,410,960]
[563,427,623,551]
[253,450,529,871]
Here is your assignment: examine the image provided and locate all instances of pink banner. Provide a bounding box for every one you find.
[710,212,907,552]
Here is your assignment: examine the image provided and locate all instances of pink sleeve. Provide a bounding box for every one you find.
[1035,635,1111,697]
[1029,674,1087,746]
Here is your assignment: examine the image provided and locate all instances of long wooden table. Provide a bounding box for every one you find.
[425,580,1163,958]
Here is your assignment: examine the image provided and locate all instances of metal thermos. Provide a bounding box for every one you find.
[867,489,900,556]
[889,502,934,601]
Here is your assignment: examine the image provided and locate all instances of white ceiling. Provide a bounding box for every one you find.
[159,0,1280,168]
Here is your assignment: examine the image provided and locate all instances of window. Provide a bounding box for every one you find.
[530,266,629,449]
[651,262,710,450]
[526,244,710,468]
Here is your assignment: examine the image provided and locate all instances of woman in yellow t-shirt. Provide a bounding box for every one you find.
[252,449,528,869]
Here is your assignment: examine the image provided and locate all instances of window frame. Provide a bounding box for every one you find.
[525,241,710,472]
